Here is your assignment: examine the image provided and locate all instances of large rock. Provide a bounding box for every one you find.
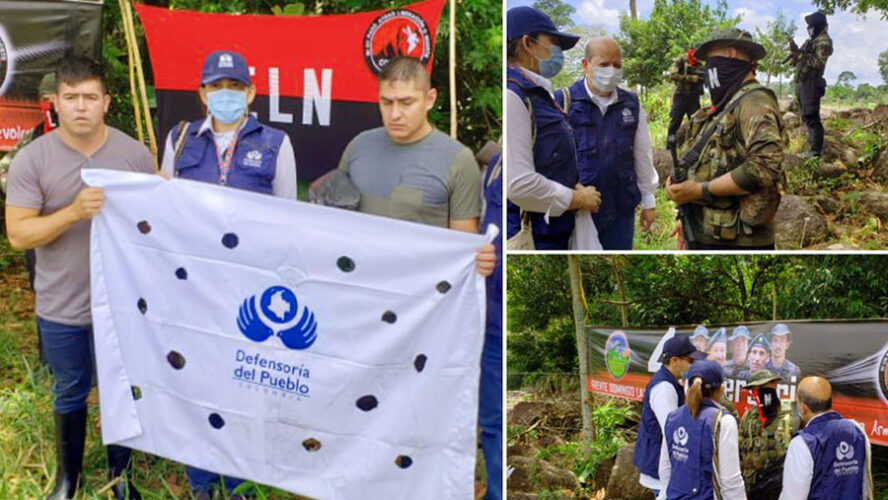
[593,456,615,491]
[825,243,860,250]
[653,149,673,186]
[509,401,556,427]
[859,191,888,222]
[811,195,841,215]
[604,448,650,500]
[782,153,805,174]
[775,195,830,249]
[783,111,801,129]
[508,443,534,458]
[874,151,888,180]
[815,162,844,179]
[508,456,580,493]
[872,104,888,123]
[821,134,859,167]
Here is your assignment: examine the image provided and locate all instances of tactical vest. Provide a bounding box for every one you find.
[684,83,782,246]
[739,405,797,488]
[800,411,866,500]
[556,81,641,229]
[172,115,285,195]
[634,367,686,478]
[506,63,578,244]
[795,32,833,82]
[664,400,721,500]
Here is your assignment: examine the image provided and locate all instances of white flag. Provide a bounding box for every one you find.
[85,169,490,500]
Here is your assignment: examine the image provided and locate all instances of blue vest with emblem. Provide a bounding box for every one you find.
[172,115,285,195]
[664,400,720,500]
[634,366,686,479]
[799,411,866,500]
[506,64,578,245]
[482,153,502,339]
[555,81,641,229]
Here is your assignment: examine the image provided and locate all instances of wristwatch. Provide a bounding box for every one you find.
[701,181,713,204]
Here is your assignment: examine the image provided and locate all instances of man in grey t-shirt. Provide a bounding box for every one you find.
[5,56,154,500]
[338,57,495,277]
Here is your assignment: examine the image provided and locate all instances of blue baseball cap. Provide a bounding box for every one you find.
[201,50,251,86]
[770,323,792,337]
[687,359,724,389]
[730,325,750,340]
[659,335,707,362]
[507,7,580,50]
[690,325,709,340]
[707,327,727,350]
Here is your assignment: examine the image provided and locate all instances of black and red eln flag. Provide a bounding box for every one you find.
[135,0,447,181]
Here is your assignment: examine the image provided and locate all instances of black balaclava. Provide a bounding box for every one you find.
[704,56,754,109]
[757,387,780,420]
[806,12,828,39]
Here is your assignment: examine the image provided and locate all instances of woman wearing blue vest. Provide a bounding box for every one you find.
[159,50,297,500]
[659,359,746,500]
[505,6,602,250]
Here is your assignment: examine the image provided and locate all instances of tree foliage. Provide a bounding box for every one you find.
[879,48,888,85]
[754,9,797,87]
[508,255,888,374]
[532,0,576,29]
[811,0,888,18]
[102,0,500,154]
[616,0,739,90]
[837,70,858,86]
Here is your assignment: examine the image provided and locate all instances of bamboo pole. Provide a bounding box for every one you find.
[123,0,157,157]
[119,0,144,145]
[448,0,457,140]
[568,256,596,446]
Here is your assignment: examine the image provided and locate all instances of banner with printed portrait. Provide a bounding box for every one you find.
[134,0,447,181]
[0,0,102,150]
[586,321,888,446]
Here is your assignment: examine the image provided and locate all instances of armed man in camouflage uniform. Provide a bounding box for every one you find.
[791,12,833,158]
[666,28,786,250]
[666,45,705,151]
[739,369,800,500]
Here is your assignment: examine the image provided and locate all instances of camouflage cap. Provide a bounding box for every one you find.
[746,369,781,387]
[695,27,766,62]
[39,73,56,96]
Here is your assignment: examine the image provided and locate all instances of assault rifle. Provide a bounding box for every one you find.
[669,143,697,244]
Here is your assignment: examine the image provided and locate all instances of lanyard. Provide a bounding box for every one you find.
[217,135,238,185]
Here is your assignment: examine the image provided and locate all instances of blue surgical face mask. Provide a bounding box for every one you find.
[531,38,565,79]
[206,89,247,125]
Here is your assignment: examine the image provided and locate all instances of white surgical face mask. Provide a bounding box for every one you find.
[589,66,622,93]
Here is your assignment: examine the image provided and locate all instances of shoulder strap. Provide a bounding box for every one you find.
[712,408,726,500]
[678,87,770,171]
[558,87,571,114]
[173,120,191,163]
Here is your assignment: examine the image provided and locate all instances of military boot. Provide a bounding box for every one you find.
[107,445,142,500]
[45,408,87,500]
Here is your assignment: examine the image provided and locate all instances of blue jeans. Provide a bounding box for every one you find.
[38,317,95,414]
[186,466,246,495]
[479,330,502,500]
[594,208,636,250]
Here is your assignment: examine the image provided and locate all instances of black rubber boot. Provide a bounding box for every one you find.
[107,445,142,500]
[810,122,824,157]
[44,408,87,500]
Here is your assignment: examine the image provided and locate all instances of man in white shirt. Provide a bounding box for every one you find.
[634,335,705,496]
[779,376,873,500]
[554,37,659,250]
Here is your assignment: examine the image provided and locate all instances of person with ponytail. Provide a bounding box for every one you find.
[505,6,602,250]
[659,359,746,499]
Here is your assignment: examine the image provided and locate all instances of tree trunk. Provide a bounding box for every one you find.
[630,0,637,20]
[567,256,596,445]
[772,282,778,320]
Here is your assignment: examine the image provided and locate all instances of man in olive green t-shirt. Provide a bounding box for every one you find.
[338,57,495,277]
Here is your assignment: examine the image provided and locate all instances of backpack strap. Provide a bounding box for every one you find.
[712,408,727,500]
[172,120,191,164]
[558,86,571,114]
